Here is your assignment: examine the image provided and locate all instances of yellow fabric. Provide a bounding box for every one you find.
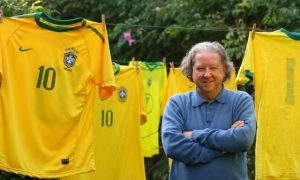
[224,68,237,90]
[160,67,195,114]
[63,65,146,180]
[0,14,115,178]
[130,61,167,157]
[0,40,2,84]
[237,30,300,179]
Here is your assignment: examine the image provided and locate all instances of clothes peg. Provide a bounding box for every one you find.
[170,62,175,73]
[101,14,106,30]
[135,60,139,74]
[0,6,3,24]
[251,23,256,39]
[162,57,166,65]
[131,57,136,63]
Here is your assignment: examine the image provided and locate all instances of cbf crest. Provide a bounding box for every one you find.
[118,87,127,102]
[64,48,78,70]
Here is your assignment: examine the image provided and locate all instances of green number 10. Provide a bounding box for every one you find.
[101,110,113,127]
[37,66,56,90]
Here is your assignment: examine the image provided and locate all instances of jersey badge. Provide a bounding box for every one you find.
[64,48,78,70]
[118,87,127,102]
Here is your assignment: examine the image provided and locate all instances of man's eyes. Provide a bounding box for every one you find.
[196,67,219,71]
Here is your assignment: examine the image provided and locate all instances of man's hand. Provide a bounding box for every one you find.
[183,131,192,139]
[231,120,244,128]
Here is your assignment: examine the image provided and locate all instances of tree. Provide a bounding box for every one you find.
[0,0,50,16]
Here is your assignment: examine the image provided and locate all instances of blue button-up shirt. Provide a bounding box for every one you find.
[161,88,256,180]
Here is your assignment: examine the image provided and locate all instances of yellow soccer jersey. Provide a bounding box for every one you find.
[0,12,115,178]
[130,61,167,157]
[236,29,300,179]
[64,64,146,180]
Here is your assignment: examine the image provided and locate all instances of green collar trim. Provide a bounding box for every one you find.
[280,28,300,40]
[113,63,121,75]
[34,12,86,32]
[141,61,162,71]
[87,25,105,43]
[245,70,253,89]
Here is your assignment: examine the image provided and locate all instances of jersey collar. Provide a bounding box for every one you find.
[35,12,86,32]
[280,28,300,40]
[140,61,163,71]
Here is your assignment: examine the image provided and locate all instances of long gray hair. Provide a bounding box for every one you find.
[181,41,233,82]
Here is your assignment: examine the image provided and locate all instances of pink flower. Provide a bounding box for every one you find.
[123,31,136,46]
[152,6,160,13]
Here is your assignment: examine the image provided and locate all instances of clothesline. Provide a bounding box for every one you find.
[106,22,257,32]
[113,60,240,70]
[106,17,250,69]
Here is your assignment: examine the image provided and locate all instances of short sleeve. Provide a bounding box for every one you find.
[0,41,2,84]
[160,67,176,115]
[86,22,116,100]
[137,69,147,125]
[98,25,116,100]
[236,32,254,88]
[159,63,167,114]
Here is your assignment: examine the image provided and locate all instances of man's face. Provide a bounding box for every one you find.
[192,51,225,97]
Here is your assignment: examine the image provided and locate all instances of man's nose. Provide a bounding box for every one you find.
[203,69,212,77]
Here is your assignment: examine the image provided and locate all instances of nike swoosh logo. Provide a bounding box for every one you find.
[19,46,32,52]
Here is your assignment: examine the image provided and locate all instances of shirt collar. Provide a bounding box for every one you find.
[191,87,228,107]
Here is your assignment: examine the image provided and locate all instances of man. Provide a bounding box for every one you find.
[161,42,256,180]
